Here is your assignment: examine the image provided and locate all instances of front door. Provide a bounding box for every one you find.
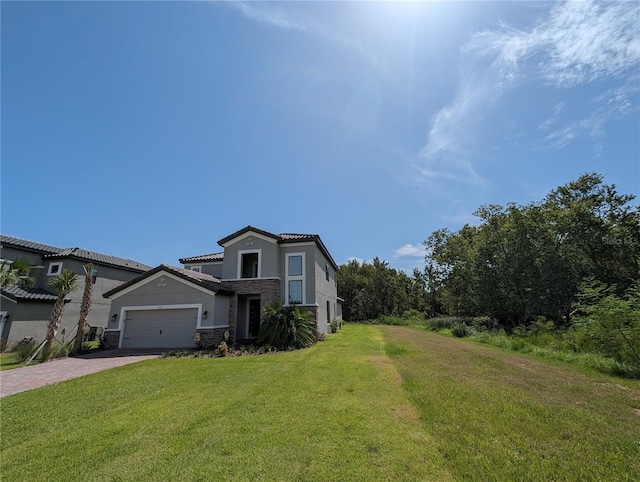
[248,298,261,338]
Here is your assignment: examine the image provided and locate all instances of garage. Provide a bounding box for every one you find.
[122,307,198,349]
[103,265,234,350]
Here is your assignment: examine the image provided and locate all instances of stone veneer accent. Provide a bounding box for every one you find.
[223,278,281,322]
[103,331,120,349]
[198,328,233,349]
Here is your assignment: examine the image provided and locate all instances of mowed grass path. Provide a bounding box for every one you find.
[381,325,640,481]
[2,326,639,481]
[0,326,449,481]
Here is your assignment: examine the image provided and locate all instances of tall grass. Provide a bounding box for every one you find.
[370,314,640,378]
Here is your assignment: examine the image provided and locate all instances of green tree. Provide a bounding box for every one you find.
[43,269,79,360]
[423,173,639,329]
[573,279,640,367]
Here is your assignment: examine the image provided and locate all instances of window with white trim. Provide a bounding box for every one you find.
[286,253,305,305]
[238,250,261,279]
[190,266,202,273]
[47,262,63,276]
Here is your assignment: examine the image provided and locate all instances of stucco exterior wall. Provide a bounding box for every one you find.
[313,246,339,334]
[103,271,234,349]
[278,244,316,305]
[106,273,229,332]
[1,245,146,346]
[221,235,279,279]
[0,301,53,347]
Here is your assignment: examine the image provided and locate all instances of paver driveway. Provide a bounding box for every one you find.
[0,349,162,397]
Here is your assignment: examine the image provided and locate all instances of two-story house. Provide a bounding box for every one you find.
[0,235,151,348]
[102,226,341,349]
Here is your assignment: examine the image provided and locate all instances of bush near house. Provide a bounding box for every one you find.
[258,302,317,349]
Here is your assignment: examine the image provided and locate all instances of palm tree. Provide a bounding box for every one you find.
[43,269,79,360]
[73,264,94,354]
[0,258,35,289]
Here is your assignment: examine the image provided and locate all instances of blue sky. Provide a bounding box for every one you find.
[2,1,638,272]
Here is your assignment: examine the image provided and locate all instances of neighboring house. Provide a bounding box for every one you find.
[102,226,342,349]
[0,235,151,347]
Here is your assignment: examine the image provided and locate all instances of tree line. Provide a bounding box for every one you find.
[338,173,640,330]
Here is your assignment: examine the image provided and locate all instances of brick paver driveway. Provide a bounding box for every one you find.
[0,349,162,397]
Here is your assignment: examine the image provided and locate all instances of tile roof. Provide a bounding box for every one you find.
[103,264,234,298]
[279,233,319,241]
[178,252,224,264]
[213,226,338,270]
[1,234,151,273]
[1,286,61,303]
[0,235,63,254]
[43,248,152,272]
[279,232,338,270]
[217,226,281,245]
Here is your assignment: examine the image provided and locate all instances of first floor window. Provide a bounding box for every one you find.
[289,280,303,304]
[327,300,331,323]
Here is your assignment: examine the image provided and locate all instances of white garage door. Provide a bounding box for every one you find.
[122,308,198,349]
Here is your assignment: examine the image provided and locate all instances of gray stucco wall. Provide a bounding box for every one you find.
[0,246,146,347]
[202,263,223,278]
[1,300,53,348]
[221,235,279,279]
[106,272,231,333]
[183,262,223,279]
[278,244,316,305]
[313,246,338,334]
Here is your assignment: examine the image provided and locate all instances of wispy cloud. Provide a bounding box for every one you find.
[537,78,639,152]
[228,1,385,71]
[417,0,640,184]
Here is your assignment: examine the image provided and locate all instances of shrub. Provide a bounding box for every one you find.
[258,303,317,349]
[330,318,339,333]
[402,309,423,319]
[452,323,475,338]
[47,342,70,361]
[11,337,37,363]
[572,280,640,367]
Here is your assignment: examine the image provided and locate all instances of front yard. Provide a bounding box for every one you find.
[0,352,26,371]
[1,325,638,481]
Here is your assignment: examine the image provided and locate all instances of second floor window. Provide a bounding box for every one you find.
[241,252,259,278]
[286,253,305,304]
[48,262,63,276]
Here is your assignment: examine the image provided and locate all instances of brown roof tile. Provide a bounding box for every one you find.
[44,248,152,272]
[1,286,61,303]
[178,252,224,264]
[103,264,234,298]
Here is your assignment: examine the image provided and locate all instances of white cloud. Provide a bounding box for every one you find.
[346,256,369,265]
[228,1,385,71]
[417,0,640,184]
[393,244,426,259]
[537,78,639,152]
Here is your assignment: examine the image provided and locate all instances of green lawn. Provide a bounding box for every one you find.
[1,325,638,481]
[0,352,26,371]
